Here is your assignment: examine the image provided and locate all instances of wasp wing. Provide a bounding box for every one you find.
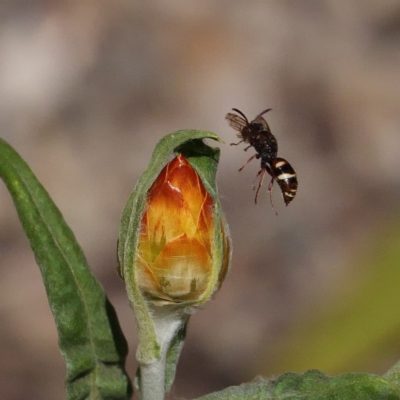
[252,116,271,132]
[225,113,248,133]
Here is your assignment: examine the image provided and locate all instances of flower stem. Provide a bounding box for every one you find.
[139,306,188,400]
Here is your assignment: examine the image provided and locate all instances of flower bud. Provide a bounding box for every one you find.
[118,131,229,368]
[136,154,229,306]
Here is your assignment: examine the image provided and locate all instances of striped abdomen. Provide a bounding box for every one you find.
[270,157,298,206]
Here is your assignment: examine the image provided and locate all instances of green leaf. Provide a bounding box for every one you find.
[0,138,132,400]
[195,370,400,400]
[385,350,400,387]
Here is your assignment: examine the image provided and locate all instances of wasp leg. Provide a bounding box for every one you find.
[243,145,252,151]
[267,177,274,191]
[252,169,263,190]
[264,163,278,215]
[267,177,278,215]
[254,166,266,205]
[238,154,259,172]
[230,140,244,146]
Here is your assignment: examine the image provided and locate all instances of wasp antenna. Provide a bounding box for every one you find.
[257,108,273,118]
[231,108,249,123]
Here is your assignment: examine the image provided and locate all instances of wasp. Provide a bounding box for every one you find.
[226,108,298,210]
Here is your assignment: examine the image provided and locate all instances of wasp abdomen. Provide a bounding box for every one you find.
[270,158,298,206]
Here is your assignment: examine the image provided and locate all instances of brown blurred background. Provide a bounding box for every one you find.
[1,1,400,399]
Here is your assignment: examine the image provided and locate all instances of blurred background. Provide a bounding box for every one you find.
[1,1,400,399]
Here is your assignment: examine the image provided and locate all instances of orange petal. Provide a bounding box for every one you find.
[147,234,212,302]
[143,154,214,245]
[136,154,218,304]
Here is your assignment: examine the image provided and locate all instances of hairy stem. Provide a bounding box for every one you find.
[139,307,188,400]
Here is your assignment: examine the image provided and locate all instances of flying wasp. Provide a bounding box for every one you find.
[226,108,298,210]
